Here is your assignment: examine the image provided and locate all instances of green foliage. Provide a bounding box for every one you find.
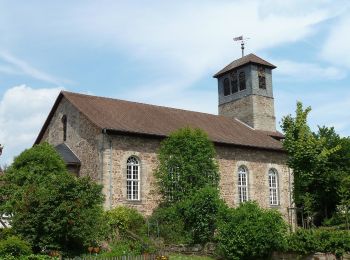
[216,201,288,260]
[150,187,226,245]
[0,229,13,240]
[281,102,350,224]
[99,240,144,257]
[286,228,350,257]
[155,127,219,203]
[338,175,350,230]
[0,255,55,260]
[0,143,105,254]
[0,235,32,257]
[105,206,146,239]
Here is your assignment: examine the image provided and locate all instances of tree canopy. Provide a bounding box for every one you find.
[155,127,219,203]
[0,142,105,254]
[281,102,350,225]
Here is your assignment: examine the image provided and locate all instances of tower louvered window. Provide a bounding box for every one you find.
[239,71,246,91]
[126,156,140,200]
[231,71,238,93]
[223,78,230,96]
[258,66,266,89]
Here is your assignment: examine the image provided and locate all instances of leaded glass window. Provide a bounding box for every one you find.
[231,71,238,93]
[238,166,248,203]
[126,156,140,200]
[268,169,279,205]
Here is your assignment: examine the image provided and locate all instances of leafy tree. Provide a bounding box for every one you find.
[281,102,350,224]
[155,127,219,203]
[0,143,105,254]
[216,202,288,260]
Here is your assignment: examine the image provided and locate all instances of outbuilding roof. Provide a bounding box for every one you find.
[35,91,284,152]
[213,53,276,78]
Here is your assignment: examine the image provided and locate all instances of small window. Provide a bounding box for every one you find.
[223,78,230,96]
[258,66,266,89]
[268,169,279,205]
[238,166,248,203]
[231,71,238,93]
[126,156,140,201]
[61,115,67,142]
[239,71,246,91]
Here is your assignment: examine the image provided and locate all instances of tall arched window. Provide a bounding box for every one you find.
[61,115,67,142]
[239,71,246,91]
[238,166,248,203]
[268,169,279,205]
[126,156,140,200]
[223,78,230,96]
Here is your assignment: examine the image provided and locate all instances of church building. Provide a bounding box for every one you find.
[35,53,294,224]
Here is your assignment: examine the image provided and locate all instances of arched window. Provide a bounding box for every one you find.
[258,66,266,89]
[126,156,140,200]
[231,71,238,93]
[268,169,279,205]
[238,166,248,203]
[61,115,67,142]
[223,78,230,96]
[239,71,246,91]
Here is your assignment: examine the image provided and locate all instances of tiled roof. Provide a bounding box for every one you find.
[35,91,284,151]
[213,53,276,78]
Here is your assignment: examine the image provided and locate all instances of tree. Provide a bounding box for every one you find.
[155,127,219,203]
[281,102,350,224]
[0,143,105,255]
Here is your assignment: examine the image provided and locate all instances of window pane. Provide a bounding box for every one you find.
[223,78,230,96]
[239,72,246,91]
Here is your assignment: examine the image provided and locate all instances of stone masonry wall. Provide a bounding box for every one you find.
[104,134,292,221]
[40,97,102,181]
[219,95,276,132]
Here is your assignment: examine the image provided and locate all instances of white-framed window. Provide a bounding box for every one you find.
[268,168,279,205]
[238,166,248,203]
[126,156,140,201]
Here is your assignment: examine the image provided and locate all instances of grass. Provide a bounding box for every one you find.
[169,254,215,260]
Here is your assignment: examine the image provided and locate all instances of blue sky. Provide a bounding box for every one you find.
[1,0,350,164]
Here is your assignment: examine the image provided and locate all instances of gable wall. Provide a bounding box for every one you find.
[39,97,102,180]
[104,134,292,222]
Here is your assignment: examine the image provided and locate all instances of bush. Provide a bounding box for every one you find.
[0,235,32,257]
[0,228,13,240]
[105,206,146,239]
[286,228,350,257]
[216,201,288,259]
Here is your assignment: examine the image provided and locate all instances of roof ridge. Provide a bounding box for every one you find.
[62,90,224,119]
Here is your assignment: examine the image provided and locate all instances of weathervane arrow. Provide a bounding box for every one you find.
[233,35,250,57]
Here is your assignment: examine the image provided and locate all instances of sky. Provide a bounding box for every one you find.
[1,0,350,165]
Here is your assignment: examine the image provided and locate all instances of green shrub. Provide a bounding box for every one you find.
[216,201,288,260]
[286,228,350,257]
[0,228,13,240]
[0,235,32,257]
[149,204,191,244]
[105,206,146,239]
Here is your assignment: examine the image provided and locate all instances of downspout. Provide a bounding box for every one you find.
[102,129,113,209]
[288,167,294,231]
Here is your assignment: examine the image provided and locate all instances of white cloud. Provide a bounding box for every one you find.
[321,15,350,69]
[0,85,62,165]
[274,60,346,81]
[0,51,72,85]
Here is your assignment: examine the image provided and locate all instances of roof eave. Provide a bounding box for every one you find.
[213,62,277,78]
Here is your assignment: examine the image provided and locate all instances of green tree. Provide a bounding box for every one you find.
[281,102,350,224]
[0,143,105,254]
[155,127,219,203]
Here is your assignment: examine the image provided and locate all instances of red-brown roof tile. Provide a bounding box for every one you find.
[35,91,284,151]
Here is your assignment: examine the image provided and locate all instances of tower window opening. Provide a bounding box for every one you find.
[223,78,230,96]
[239,71,246,91]
[231,71,238,93]
[258,66,266,89]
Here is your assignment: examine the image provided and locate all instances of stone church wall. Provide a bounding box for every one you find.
[40,97,102,181]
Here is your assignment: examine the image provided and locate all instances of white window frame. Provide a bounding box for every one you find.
[126,156,140,201]
[238,166,248,203]
[268,168,279,206]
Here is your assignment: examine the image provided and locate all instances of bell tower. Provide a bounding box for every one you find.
[214,53,277,132]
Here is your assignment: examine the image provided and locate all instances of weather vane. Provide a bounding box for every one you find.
[0,144,3,157]
[233,35,250,57]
